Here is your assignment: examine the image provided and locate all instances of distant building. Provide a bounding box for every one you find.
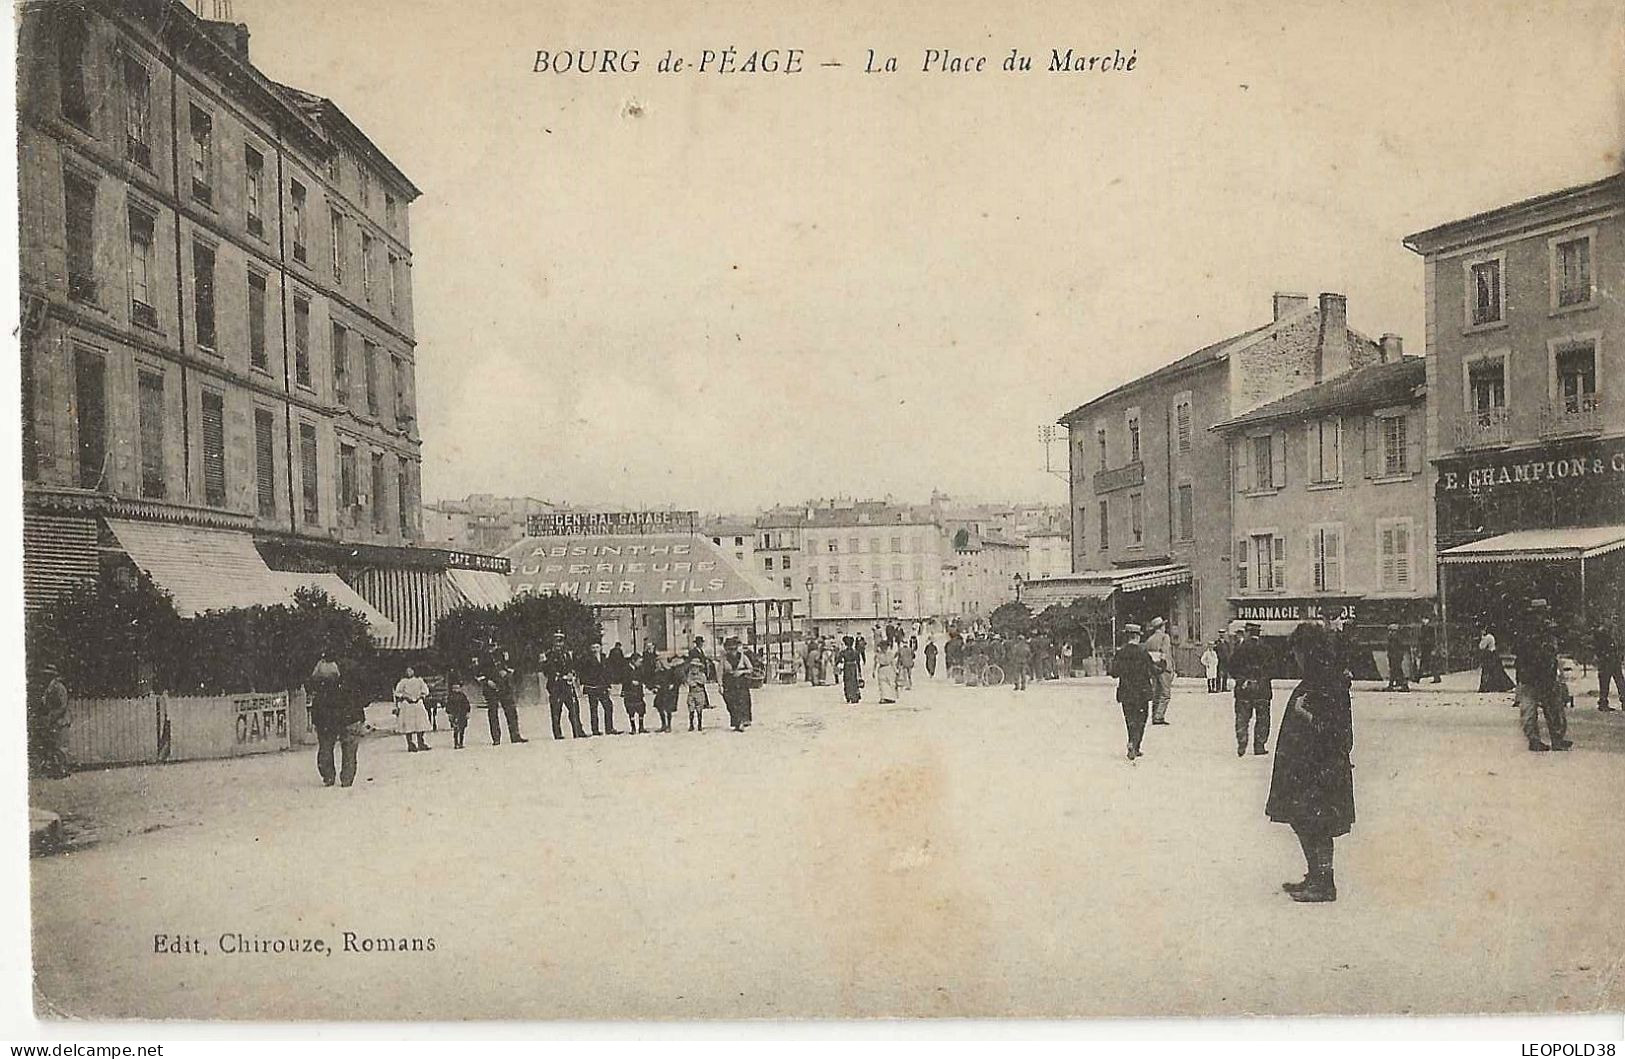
[1024,529,1071,582]
[424,494,559,554]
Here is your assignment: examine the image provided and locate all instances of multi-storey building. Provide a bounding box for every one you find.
[1024,528,1071,582]
[425,494,560,555]
[1210,353,1433,656]
[1050,292,1395,666]
[788,500,957,638]
[18,1,506,651]
[1405,172,1625,652]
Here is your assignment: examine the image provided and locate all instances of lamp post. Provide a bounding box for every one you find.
[804,575,814,642]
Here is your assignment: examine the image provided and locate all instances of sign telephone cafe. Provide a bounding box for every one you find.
[1436,435,1625,652]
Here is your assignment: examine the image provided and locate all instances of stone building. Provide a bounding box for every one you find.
[424,494,559,555]
[18,1,507,651]
[1405,172,1625,653]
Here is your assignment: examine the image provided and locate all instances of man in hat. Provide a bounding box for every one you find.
[305,649,362,787]
[1144,616,1175,725]
[1384,623,1411,692]
[1591,620,1623,712]
[1109,624,1155,760]
[1418,615,1441,684]
[1515,600,1571,751]
[30,662,72,779]
[1229,621,1274,756]
[539,632,585,741]
[577,642,620,736]
[479,649,527,745]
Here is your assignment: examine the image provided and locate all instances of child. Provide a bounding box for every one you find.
[652,657,679,732]
[623,670,648,734]
[1201,641,1221,693]
[685,651,711,732]
[444,677,472,749]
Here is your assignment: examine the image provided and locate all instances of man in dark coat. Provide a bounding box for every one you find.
[1418,616,1440,683]
[538,633,584,740]
[306,650,364,787]
[1109,624,1155,761]
[578,643,619,736]
[479,652,527,745]
[1516,600,1570,752]
[1229,622,1274,757]
[1009,636,1032,691]
[1215,632,1234,693]
[924,639,939,678]
[1592,621,1623,712]
[1384,624,1411,692]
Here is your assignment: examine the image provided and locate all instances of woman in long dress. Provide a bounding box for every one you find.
[837,636,863,703]
[1478,627,1515,692]
[874,638,899,704]
[1265,622,1355,903]
[393,666,433,752]
[720,639,755,732]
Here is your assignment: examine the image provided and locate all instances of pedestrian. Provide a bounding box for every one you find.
[1384,624,1411,692]
[1010,635,1032,691]
[1144,616,1174,725]
[305,650,362,787]
[444,676,472,749]
[29,662,72,779]
[1419,616,1441,684]
[873,637,899,703]
[651,654,680,732]
[837,636,863,704]
[1216,631,1234,693]
[623,661,649,734]
[1109,624,1155,761]
[896,638,916,690]
[1201,641,1221,693]
[1266,621,1356,904]
[536,633,581,740]
[480,653,528,744]
[1477,625,1514,693]
[720,638,755,732]
[925,638,939,678]
[1515,600,1571,752]
[578,642,619,736]
[684,642,713,731]
[1591,621,1623,712]
[804,637,818,685]
[607,642,629,688]
[1230,622,1274,757]
[392,665,433,753]
[1060,641,1074,678]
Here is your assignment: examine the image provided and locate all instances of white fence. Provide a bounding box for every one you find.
[66,689,306,767]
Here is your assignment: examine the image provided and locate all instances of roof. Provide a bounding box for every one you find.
[1212,356,1426,431]
[504,533,797,607]
[271,82,422,199]
[1404,172,1623,256]
[1022,563,1192,602]
[1438,525,1625,564]
[1058,322,1279,426]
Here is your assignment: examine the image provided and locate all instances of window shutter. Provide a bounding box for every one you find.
[1395,523,1411,587]
[1273,535,1287,589]
[1362,417,1376,478]
[1380,525,1396,588]
[1236,538,1249,590]
[1405,424,1421,476]
[1272,430,1287,487]
[1326,528,1341,592]
[1235,439,1252,493]
[1306,425,1318,484]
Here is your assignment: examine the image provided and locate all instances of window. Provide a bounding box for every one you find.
[827,539,838,553]
[1252,434,1276,490]
[891,563,903,581]
[299,423,319,524]
[1469,257,1502,326]
[363,340,380,416]
[1308,418,1341,484]
[847,536,858,553]
[1467,356,1507,422]
[385,194,397,230]
[1235,538,1249,591]
[244,146,264,236]
[398,465,412,537]
[371,452,388,533]
[1379,414,1409,476]
[1252,533,1285,591]
[829,590,841,608]
[827,564,838,581]
[890,536,901,552]
[188,105,213,205]
[912,557,924,579]
[1312,525,1342,592]
[870,536,880,553]
[1098,499,1110,551]
[849,592,861,612]
[64,171,97,303]
[326,151,340,182]
[127,206,157,328]
[254,408,276,517]
[1126,408,1142,463]
[361,231,374,301]
[388,253,401,316]
[763,556,773,572]
[1378,519,1413,591]
[1176,483,1194,541]
[392,356,411,424]
[137,369,165,499]
[1128,491,1144,546]
[330,208,344,280]
[290,182,308,262]
[192,242,216,350]
[1174,395,1193,455]
[783,577,793,591]
[74,348,106,489]
[58,11,91,128]
[293,297,312,387]
[332,323,349,403]
[1554,235,1593,308]
[248,272,268,370]
[122,57,151,168]
[1554,341,1598,413]
[338,442,358,509]
[1096,427,1108,471]
[201,390,226,507]
[359,165,372,209]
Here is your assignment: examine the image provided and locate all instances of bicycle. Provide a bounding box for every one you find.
[948,662,1005,687]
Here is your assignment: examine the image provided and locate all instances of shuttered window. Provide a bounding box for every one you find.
[1176,484,1194,542]
[338,442,357,509]
[299,423,320,524]
[57,11,91,127]
[248,272,268,369]
[1175,396,1193,454]
[201,390,226,507]
[64,172,97,303]
[1312,525,1342,592]
[137,370,165,499]
[1235,538,1249,591]
[74,348,106,489]
[293,297,312,387]
[128,207,157,326]
[1379,519,1413,590]
[1381,414,1408,476]
[363,340,379,416]
[371,452,387,533]
[192,242,217,350]
[1098,499,1109,552]
[331,323,348,403]
[254,408,276,517]
[123,57,152,168]
[398,465,412,537]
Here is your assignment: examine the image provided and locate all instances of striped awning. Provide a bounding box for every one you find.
[22,513,100,611]
[348,566,463,651]
[446,566,512,610]
[1439,525,1625,565]
[1118,565,1193,593]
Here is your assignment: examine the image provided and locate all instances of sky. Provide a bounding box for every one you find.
[234,0,1624,513]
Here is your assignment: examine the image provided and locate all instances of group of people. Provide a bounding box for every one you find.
[539,634,758,737]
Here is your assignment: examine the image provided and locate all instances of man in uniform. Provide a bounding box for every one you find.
[1384,623,1411,692]
[1516,600,1571,752]
[1229,621,1274,757]
[1144,616,1175,725]
[1109,623,1155,761]
[479,651,527,745]
[539,633,585,741]
[1592,620,1623,712]
[578,642,620,736]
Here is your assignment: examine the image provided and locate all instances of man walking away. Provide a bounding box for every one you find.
[1010,636,1032,691]
[579,643,619,735]
[1230,622,1274,757]
[1144,617,1174,724]
[897,638,916,690]
[1592,621,1623,712]
[1517,600,1571,752]
[1110,624,1155,761]
[925,638,939,678]
[1216,631,1234,693]
[306,650,362,787]
[1384,624,1411,692]
[1419,616,1441,683]
[540,633,584,741]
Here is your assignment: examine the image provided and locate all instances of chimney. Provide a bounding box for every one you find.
[1273,291,1309,321]
[1379,333,1404,363]
[202,21,251,62]
[1314,292,1350,382]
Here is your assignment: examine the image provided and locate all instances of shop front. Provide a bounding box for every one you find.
[1226,596,1436,679]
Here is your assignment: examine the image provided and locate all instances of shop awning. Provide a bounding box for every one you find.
[504,533,797,607]
[447,566,513,610]
[1438,525,1625,564]
[105,520,395,639]
[1118,564,1193,593]
[1022,564,1191,606]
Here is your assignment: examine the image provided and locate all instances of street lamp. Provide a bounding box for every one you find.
[804,575,814,641]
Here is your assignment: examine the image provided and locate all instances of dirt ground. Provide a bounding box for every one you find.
[28,674,1625,1021]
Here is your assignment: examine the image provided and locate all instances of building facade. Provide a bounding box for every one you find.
[1406,173,1625,652]
[1056,292,1393,660]
[425,494,559,554]
[18,1,504,650]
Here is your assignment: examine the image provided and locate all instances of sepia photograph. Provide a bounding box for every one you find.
[8,0,1625,1031]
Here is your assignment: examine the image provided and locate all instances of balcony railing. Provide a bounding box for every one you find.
[1453,406,1510,449]
[1092,461,1145,494]
[1539,392,1604,438]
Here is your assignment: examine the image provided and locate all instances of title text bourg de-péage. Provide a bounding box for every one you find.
[531,47,1137,75]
